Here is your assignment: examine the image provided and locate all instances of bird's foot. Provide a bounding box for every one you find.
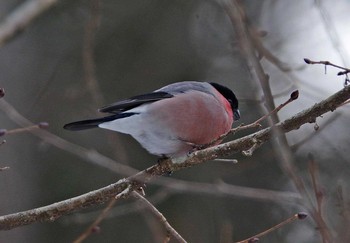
[157,156,173,175]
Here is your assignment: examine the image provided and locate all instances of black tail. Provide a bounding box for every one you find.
[63,113,137,131]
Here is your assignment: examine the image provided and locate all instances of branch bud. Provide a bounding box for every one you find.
[290,90,299,100]
[303,58,311,64]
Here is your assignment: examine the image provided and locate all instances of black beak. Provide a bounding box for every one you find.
[233,109,240,121]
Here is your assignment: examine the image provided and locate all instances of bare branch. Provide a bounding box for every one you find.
[66,189,170,224]
[0,85,349,230]
[66,181,300,224]
[132,191,187,243]
[291,113,341,151]
[73,199,117,243]
[314,0,350,68]
[73,185,131,243]
[0,166,10,171]
[235,213,307,243]
[82,0,104,106]
[272,127,334,242]
[307,154,332,243]
[199,90,299,150]
[0,99,138,176]
[222,0,278,123]
[0,0,58,47]
[1,122,48,136]
[304,58,350,76]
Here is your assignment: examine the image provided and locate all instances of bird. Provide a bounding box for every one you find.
[64,81,240,160]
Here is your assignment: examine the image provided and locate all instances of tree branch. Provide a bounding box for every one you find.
[0,85,349,230]
[0,99,138,176]
[131,191,187,243]
[0,0,58,47]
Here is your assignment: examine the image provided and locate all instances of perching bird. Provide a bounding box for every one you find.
[64,81,240,160]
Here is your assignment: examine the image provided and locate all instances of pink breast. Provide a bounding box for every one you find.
[147,90,233,146]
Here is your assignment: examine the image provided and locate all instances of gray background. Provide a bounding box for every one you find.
[0,0,349,242]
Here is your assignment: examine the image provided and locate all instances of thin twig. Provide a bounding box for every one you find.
[314,0,350,68]
[73,185,131,243]
[0,0,58,47]
[65,179,301,225]
[132,191,187,243]
[291,113,341,151]
[339,99,350,107]
[65,189,171,225]
[73,199,116,243]
[0,166,10,171]
[304,58,350,76]
[82,0,104,106]
[199,90,298,150]
[308,154,323,212]
[66,180,301,225]
[213,158,238,164]
[307,154,330,243]
[235,213,307,243]
[2,122,48,136]
[0,99,138,176]
[224,3,333,241]
[249,26,291,72]
[272,129,333,243]
[223,0,278,124]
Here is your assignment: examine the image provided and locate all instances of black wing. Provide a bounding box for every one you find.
[99,91,173,114]
[63,113,134,131]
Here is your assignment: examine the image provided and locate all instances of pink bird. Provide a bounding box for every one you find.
[64,81,239,159]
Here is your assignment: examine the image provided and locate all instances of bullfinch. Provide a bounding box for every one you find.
[64,81,240,159]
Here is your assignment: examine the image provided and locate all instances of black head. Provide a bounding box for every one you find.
[210,82,240,120]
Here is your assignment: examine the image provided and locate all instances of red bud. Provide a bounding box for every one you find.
[0,129,7,136]
[290,90,299,100]
[38,122,49,129]
[0,88,4,98]
[248,238,259,242]
[297,212,308,220]
[303,58,311,64]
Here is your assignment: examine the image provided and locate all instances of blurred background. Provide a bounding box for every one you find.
[0,0,349,242]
